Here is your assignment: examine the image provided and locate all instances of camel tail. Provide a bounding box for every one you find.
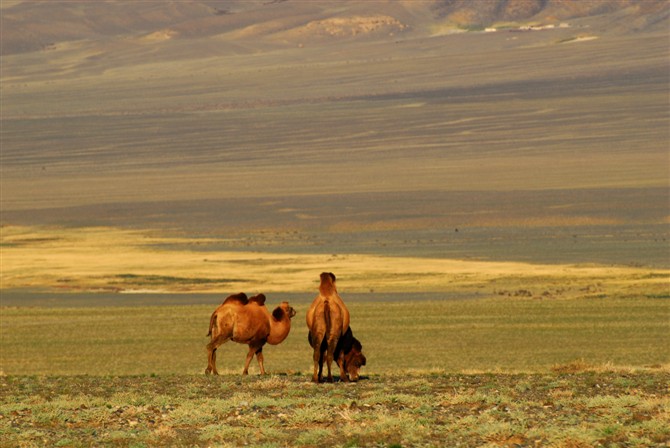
[324,300,331,337]
[317,300,332,363]
[206,312,217,337]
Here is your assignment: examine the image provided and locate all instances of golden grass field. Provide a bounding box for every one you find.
[2,225,668,297]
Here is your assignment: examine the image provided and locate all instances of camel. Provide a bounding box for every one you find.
[205,293,296,376]
[334,327,366,382]
[309,326,366,382]
[306,272,351,382]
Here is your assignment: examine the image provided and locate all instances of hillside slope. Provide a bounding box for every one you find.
[1,0,668,268]
[1,0,668,55]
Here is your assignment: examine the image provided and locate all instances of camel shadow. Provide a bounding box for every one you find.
[312,375,370,383]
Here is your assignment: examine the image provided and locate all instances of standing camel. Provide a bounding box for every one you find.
[205,293,296,375]
[306,272,350,382]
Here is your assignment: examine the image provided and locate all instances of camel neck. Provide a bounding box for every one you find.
[267,317,291,345]
[319,284,336,296]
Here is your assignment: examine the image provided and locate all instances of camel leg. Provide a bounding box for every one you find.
[325,353,333,383]
[318,351,324,380]
[205,348,217,375]
[312,347,322,383]
[255,347,266,375]
[205,343,214,375]
[243,348,253,375]
[308,332,322,382]
[206,335,228,375]
[310,331,326,383]
[336,352,349,383]
[325,340,337,383]
[243,344,263,375]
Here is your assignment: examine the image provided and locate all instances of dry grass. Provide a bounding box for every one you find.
[2,225,668,295]
[1,371,668,447]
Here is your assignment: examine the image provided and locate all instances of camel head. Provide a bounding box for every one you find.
[320,272,336,284]
[272,301,297,321]
[319,272,337,296]
[342,338,366,382]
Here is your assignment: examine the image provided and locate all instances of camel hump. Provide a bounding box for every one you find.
[319,272,337,296]
[248,293,266,306]
[223,292,248,306]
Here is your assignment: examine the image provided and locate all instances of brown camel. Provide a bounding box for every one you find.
[309,326,366,382]
[205,293,296,375]
[335,327,366,382]
[306,272,351,382]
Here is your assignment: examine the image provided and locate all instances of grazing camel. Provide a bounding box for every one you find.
[306,272,351,382]
[205,293,296,375]
[335,327,366,382]
[309,326,366,382]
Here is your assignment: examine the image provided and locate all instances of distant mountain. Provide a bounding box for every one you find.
[430,0,669,27]
[1,0,668,55]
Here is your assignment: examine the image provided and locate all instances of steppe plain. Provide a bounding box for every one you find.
[1,1,669,446]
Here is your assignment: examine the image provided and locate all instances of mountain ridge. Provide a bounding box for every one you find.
[2,0,668,55]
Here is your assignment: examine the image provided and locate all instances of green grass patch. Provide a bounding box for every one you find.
[1,297,668,375]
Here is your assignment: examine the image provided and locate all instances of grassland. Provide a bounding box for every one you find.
[2,371,669,448]
[2,297,669,376]
[2,295,669,447]
[1,225,668,446]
